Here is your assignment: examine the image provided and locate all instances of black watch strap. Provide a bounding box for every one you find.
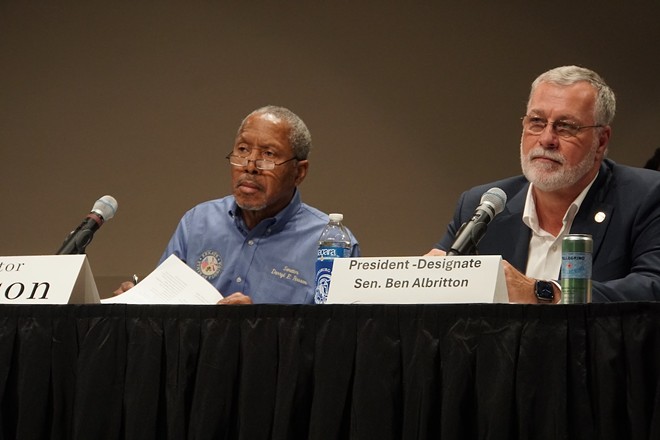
[535,280,554,303]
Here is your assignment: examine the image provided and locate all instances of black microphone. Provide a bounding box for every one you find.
[447,187,507,256]
[56,195,118,255]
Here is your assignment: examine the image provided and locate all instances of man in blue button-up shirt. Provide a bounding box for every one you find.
[116,106,359,304]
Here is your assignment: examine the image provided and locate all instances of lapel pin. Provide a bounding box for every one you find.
[594,211,606,223]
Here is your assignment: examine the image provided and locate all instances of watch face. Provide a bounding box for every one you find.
[536,280,554,302]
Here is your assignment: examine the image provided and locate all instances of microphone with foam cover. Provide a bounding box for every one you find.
[447,187,507,256]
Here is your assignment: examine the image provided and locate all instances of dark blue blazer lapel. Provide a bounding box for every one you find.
[569,161,615,261]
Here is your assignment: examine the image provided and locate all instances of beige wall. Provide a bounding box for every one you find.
[2,3,659,296]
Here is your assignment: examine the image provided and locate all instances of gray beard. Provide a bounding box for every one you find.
[235,200,267,212]
[520,144,597,192]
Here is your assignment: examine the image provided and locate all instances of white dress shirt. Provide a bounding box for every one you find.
[522,175,597,281]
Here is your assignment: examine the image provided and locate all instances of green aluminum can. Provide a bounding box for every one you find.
[561,234,593,303]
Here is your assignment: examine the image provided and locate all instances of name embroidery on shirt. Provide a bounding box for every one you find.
[270,265,308,286]
[196,250,223,280]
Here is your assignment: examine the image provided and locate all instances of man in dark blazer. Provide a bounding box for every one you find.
[428,66,660,303]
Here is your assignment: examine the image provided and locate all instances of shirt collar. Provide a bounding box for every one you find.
[522,172,598,235]
[229,188,301,236]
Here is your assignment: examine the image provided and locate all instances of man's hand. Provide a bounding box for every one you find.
[424,248,447,257]
[502,260,560,304]
[501,260,538,303]
[217,292,253,305]
[112,281,135,297]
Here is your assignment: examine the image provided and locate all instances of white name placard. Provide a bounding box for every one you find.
[0,255,100,304]
[326,255,508,304]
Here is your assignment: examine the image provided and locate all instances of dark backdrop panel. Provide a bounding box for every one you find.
[1,3,659,295]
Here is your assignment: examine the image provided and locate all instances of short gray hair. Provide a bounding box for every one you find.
[239,105,313,160]
[529,66,616,125]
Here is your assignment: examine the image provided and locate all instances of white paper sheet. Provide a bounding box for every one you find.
[102,255,223,304]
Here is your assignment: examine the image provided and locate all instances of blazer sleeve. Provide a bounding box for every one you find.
[591,176,660,301]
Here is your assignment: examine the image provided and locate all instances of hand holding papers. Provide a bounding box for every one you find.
[102,255,223,304]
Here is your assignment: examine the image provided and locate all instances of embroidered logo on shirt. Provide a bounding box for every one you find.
[196,250,223,279]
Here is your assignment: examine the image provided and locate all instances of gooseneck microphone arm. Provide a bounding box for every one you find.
[56,214,104,255]
[447,219,489,256]
[56,195,118,255]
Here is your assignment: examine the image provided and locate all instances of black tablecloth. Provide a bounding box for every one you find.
[0,302,659,440]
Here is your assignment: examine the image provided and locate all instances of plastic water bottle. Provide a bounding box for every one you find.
[314,213,351,304]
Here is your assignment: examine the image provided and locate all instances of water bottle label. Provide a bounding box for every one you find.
[561,252,592,279]
[314,258,334,304]
[317,246,348,258]
[314,245,349,304]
